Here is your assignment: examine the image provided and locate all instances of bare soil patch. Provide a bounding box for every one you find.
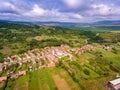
[3,46,12,54]
[34,36,43,41]
[52,75,70,90]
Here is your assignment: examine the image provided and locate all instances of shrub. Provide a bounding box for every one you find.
[109,64,119,72]
[83,69,90,75]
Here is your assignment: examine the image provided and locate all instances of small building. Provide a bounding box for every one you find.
[108,78,120,90]
[0,76,7,83]
[18,71,26,76]
[68,68,75,74]
[0,63,3,71]
[11,74,18,79]
[11,71,26,79]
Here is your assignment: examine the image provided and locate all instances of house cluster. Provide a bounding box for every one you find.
[73,45,96,55]
[0,44,100,73]
[0,44,114,83]
[0,70,26,83]
[10,70,26,79]
[102,45,114,51]
[0,76,7,83]
[41,44,73,67]
[0,45,74,82]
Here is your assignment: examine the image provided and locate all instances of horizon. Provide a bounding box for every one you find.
[0,0,120,22]
[0,19,120,23]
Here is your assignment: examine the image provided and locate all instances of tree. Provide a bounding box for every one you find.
[83,69,90,75]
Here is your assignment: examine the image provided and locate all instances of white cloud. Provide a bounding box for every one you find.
[0,2,22,15]
[62,0,83,8]
[91,4,111,15]
[23,4,83,22]
[1,2,16,9]
[24,4,46,16]
[71,14,82,19]
[0,0,120,22]
[91,4,120,16]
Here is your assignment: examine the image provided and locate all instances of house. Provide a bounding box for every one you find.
[18,71,26,76]
[108,78,120,90]
[47,61,55,67]
[0,63,3,71]
[11,71,26,79]
[11,74,18,79]
[0,76,7,83]
[61,44,69,49]
[68,68,75,74]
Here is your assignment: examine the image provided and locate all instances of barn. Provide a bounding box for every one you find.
[108,78,120,90]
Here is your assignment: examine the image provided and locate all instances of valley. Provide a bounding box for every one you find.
[0,22,120,90]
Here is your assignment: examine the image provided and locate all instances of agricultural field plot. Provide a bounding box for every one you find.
[96,48,120,67]
[51,68,81,90]
[0,68,81,90]
[52,75,71,90]
[27,69,57,90]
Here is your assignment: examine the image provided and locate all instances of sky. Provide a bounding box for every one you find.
[0,0,120,22]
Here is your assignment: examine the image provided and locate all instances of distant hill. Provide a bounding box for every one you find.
[93,20,120,25]
[92,20,120,30]
[0,20,89,29]
[0,20,31,29]
[0,20,120,30]
[17,21,88,28]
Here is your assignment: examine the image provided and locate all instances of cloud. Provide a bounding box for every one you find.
[2,2,15,9]
[0,2,16,12]
[24,4,46,16]
[61,0,83,8]
[62,0,82,8]
[0,2,22,15]
[23,4,83,22]
[0,0,120,22]
[92,4,112,15]
[90,4,120,16]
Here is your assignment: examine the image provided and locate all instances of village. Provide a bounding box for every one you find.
[0,44,114,83]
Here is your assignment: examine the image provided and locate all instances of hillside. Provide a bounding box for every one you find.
[0,22,120,90]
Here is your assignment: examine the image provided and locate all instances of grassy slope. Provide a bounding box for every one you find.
[0,45,119,90]
[0,23,120,90]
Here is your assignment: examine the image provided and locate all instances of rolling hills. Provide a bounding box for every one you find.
[0,21,120,90]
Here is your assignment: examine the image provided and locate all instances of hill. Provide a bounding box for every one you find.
[0,21,120,90]
[93,20,120,25]
[1,20,120,30]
